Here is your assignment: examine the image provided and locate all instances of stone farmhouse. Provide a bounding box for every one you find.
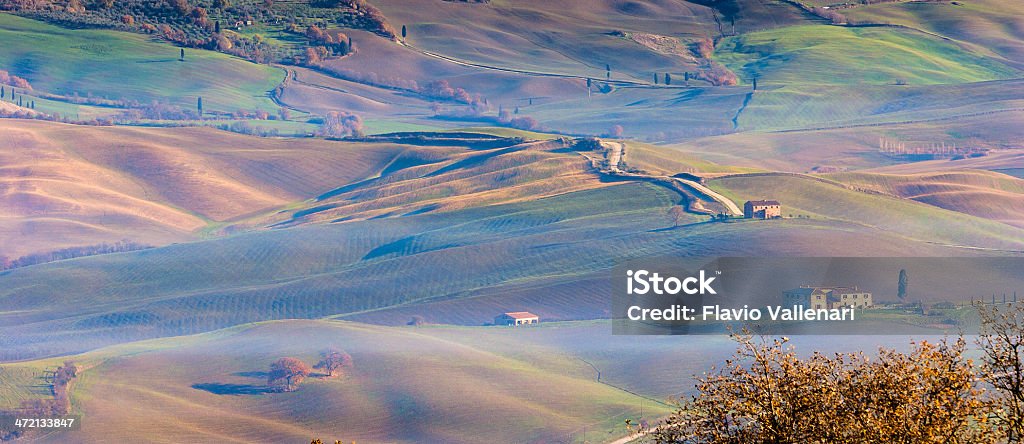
[744,200,781,219]
[784,286,873,309]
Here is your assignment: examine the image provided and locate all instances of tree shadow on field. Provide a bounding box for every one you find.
[193,383,275,395]
[233,371,268,379]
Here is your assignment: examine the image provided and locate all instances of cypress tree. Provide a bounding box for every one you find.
[197,96,203,117]
[665,73,672,85]
[180,48,185,61]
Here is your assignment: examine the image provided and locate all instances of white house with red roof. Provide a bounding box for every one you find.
[494,312,539,326]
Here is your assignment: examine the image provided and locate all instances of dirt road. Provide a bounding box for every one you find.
[673,177,743,216]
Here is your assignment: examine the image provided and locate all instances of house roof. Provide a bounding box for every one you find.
[746,200,780,206]
[501,311,539,319]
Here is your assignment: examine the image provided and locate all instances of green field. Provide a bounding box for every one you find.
[715,24,1019,86]
[840,0,1024,68]
[0,13,284,114]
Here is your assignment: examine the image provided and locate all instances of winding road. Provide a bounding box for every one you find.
[673,177,743,216]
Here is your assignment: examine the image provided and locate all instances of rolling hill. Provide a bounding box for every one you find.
[708,172,1024,249]
[715,24,1019,86]
[839,0,1024,69]
[0,13,283,115]
[828,170,1024,227]
[666,108,1024,171]
[0,320,672,443]
[2,172,1016,361]
[2,1,1024,441]
[0,120,405,257]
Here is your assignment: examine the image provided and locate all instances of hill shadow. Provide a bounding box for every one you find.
[192,383,273,395]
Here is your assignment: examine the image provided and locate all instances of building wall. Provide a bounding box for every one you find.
[744,205,781,219]
[837,292,872,308]
[786,289,873,310]
[495,316,538,326]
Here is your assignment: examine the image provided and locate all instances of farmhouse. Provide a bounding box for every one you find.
[744,200,781,219]
[784,286,873,309]
[495,312,539,326]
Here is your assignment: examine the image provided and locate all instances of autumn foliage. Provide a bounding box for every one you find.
[646,332,995,443]
[695,37,714,59]
[0,69,31,90]
[317,110,364,138]
[268,357,312,392]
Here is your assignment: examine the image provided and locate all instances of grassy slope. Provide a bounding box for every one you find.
[709,173,1024,248]
[828,170,1024,227]
[667,109,1024,171]
[0,320,669,443]
[372,0,816,81]
[841,0,1024,68]
[735,80,1024,132]
[715,24,1019,85]
[371,0,719,81]
[866,150,1024,176]
[1,176,1008,360]
[0,120,405,257]
[272,3,1024,140]
[0,320,942,443]
[0,13,283,113]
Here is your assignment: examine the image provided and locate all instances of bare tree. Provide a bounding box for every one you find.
[667,206,687,227]
[978,302,1024,441]
[314,349,353,378]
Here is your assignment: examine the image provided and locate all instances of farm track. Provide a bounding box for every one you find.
[673,177,742,216]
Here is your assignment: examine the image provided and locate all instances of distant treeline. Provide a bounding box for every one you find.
[0,240,152,271]
[0,0,395,64]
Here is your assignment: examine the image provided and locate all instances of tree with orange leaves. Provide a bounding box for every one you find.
[268,357,312,392]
